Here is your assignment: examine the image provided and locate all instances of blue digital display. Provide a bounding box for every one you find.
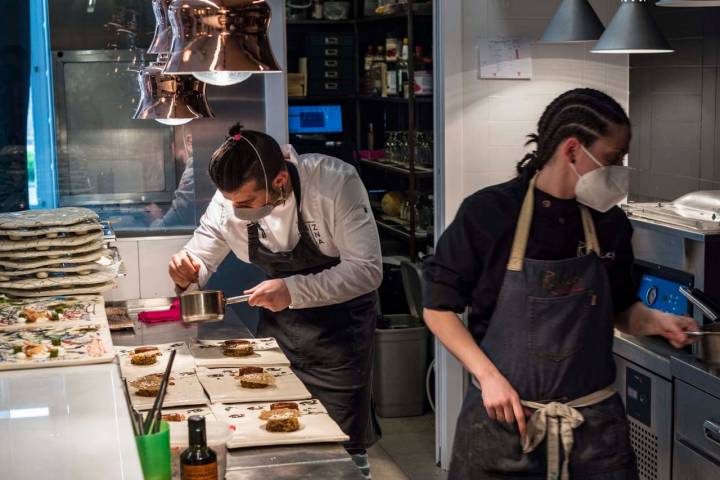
[638,274,690,315]
[288,105,343,134]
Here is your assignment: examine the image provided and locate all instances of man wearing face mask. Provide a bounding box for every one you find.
[168,124,382,477]
[422,89,697,479]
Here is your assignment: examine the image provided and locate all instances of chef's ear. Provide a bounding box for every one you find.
[272,168,289,190]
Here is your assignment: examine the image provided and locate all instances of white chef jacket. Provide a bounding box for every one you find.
[183,146,383,309]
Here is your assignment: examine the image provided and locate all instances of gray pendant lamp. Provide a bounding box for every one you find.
[164,0,282,87]
[657,1,720,6]
[133,60,214,126]
[147,0,172,55]
[540,0,605,43]
[592,0,673,53]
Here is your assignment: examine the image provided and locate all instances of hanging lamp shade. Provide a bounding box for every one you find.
[163,0,282,86]
[148,0,173,55]
[592,0,673,53]
[133,60,214,125]
[657,1,720,6]
[540,0,605,43]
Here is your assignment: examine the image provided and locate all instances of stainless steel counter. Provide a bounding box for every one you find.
[111,298,363,480]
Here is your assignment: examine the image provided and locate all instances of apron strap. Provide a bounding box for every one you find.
[521,386,616,480]
[507,175,602,272]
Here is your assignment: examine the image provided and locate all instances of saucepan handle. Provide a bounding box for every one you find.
[225,294,251,305]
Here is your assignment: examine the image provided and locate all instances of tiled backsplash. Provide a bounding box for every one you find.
[444,0,630,222]
[629,5,720,202]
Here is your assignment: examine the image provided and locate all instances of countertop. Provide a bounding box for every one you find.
[0,363,143,480]
[111,299,363,480]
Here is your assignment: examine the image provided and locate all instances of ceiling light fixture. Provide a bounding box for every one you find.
[540,0,605,43]
[164,0,282,86]
[133,60,214,126]
[592,0,673,54]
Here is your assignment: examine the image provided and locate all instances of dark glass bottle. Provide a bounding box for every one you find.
[180,416,218,480]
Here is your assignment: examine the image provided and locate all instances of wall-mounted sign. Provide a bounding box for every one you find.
[477,36,533,80]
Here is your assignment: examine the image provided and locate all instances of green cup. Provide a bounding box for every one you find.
[135,421,172,480]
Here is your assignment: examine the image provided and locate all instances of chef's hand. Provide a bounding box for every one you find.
[168,251,200,290]
[653,311,699,348]
[477,369,527,441]
[245,279,291,312]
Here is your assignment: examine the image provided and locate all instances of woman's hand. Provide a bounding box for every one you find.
[245,279,292,312]
[653,311,698,348]
[476,368,527,440]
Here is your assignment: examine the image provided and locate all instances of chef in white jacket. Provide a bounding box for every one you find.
[169,124,382,477]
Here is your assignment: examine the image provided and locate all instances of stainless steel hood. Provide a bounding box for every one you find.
[623,191,720,234]
[657,0,720,6]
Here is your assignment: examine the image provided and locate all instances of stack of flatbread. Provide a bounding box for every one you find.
[0,207,118,297]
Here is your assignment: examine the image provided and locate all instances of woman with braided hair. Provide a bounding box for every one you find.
[423,88,697,479]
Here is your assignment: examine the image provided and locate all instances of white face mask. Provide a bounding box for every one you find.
[572,145,629,213]
[231,135,285,223]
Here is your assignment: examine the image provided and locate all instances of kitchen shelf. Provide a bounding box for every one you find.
[356,12,432,24]
[357,95,433,104]
[376,216,428,240]
[358,158,433,177]
[288,95,356,102]
[287,19,355,25]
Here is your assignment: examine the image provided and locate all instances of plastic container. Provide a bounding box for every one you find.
[373,323,429,417]
[135,421,172,480]
[169,421,232,480]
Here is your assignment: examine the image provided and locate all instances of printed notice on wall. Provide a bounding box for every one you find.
[477,36,533,80]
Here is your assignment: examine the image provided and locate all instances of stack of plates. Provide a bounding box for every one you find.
[0,208,117,297]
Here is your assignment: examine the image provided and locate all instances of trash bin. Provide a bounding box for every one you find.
[373,315,429,418]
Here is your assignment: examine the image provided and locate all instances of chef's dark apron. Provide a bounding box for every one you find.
[250,162,380,451]
[449,176,637,480]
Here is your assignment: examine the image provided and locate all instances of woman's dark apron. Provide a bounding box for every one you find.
[250,163,380,451]
[449,176,638,479]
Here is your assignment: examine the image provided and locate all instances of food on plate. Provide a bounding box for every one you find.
[223,340,254,357]
[237,365,264,376]
[130,346,161,365]
[271,402,299,411]
[265,411,301,433]
[239,372,275,389]
[130,373,175,397]
[259,407,300,421]
[162,413,186,422]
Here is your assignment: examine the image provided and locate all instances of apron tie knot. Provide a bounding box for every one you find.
[520,387,616,480]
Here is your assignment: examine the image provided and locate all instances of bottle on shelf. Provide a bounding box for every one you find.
[397,37,410,98]
[312,0,324,20]
[180,416,218,480]
[413,46,424,72]
[372,46,387,96]
[368,122,375,151]
[364,45,375,73]
[413,45,433,96]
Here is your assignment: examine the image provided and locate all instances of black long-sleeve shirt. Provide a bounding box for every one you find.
[423,170,639,344]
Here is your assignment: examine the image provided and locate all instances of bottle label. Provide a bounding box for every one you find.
[182,463,218,480]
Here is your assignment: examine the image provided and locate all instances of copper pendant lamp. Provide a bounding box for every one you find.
[148,0,173,55]
[133,59,214,125]
[164,0,282,86]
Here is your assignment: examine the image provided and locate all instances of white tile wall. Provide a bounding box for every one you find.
[443,0,630,224]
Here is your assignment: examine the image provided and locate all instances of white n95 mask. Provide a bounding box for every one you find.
[572,144,629,213]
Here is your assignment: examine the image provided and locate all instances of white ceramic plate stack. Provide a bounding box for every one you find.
[0,208,118,297]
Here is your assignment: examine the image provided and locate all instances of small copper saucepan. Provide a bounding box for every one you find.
[179,290,251,323]
[679,287,720,364]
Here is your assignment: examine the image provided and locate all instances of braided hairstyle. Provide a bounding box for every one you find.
[516,88,630,175]
[208,123,286,192]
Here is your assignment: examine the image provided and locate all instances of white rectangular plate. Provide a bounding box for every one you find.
[213,399,349,449]
[189,338,290,368]
[126,370,208,411]
[0,294,106,330]
[197,366,311,404]
[115,342,196,378]
[0,323,114,371]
